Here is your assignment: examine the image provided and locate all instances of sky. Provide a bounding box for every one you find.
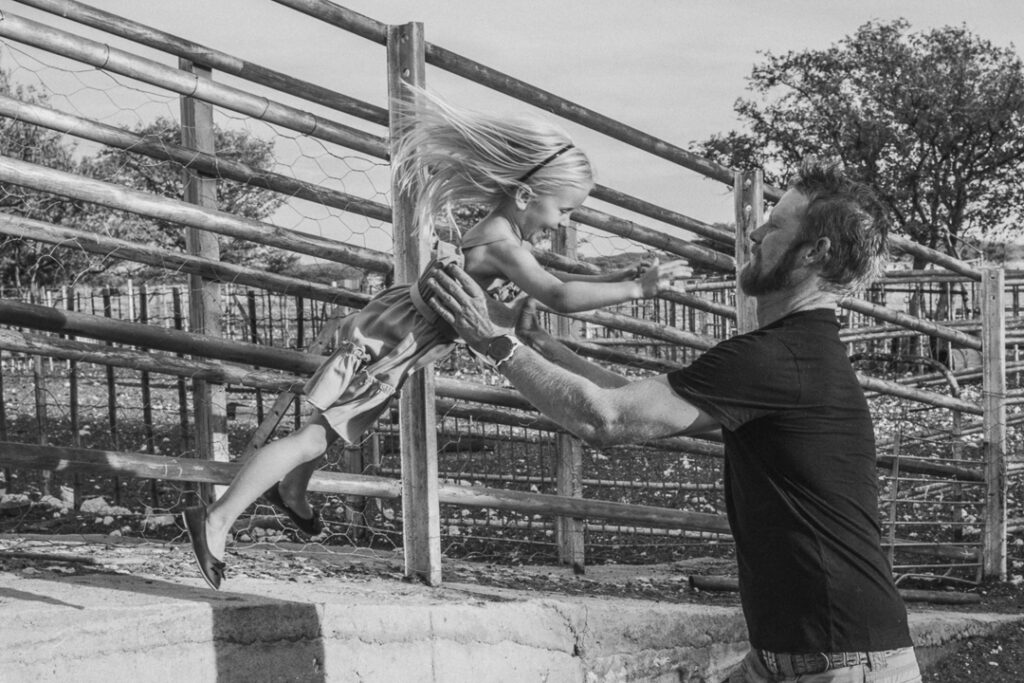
[4,0,1024,253]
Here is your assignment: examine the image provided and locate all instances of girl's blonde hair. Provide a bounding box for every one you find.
[390,87,594,235]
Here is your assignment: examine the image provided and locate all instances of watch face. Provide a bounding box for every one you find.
[487,335,516,362]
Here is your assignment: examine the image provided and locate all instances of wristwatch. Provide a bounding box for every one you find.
[474,334,523,370]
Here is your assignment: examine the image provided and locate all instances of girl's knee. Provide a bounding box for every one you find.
[288,422,333,460]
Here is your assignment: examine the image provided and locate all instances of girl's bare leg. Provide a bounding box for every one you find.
[203,418,336,559]
[277,457,322,519]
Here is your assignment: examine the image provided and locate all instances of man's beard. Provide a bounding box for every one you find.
[739,243,803,296]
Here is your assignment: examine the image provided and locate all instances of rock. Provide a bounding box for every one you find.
[0,494,31,515]
[80,497,111,514]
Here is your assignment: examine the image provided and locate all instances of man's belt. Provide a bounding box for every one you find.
[757,649,871,676]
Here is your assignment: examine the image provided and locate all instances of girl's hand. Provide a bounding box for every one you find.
[609,262,649,282]
[512,297,551,350]
[638,258,690,298]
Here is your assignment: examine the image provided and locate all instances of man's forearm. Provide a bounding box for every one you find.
[528,332,629,389]
[494,343,615,445]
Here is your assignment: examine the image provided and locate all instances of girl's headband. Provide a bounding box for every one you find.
[517,144,574,183]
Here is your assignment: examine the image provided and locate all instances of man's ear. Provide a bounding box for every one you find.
[514,185,533,209]
[805,237,832,265]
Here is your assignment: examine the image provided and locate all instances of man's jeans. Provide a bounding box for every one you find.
[726,647,921,682]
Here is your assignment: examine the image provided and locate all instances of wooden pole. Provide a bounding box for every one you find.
[0,155,392,273]
[30,287,51,497]
[138,283,158,506]
[733,170,762,334]
[66,285,81,508]
[15,0,388,125]
[0,441,732,533]
[0,11,386,158]
[180,59,228,502]
[552,219,585,571]
[981,267,1007,579]
[0,330,7,493]
[101,287,120,503]
[571,206,734,273]
[246,290,265,424]
[388,21,442,586]
[0,212,372,308]
[171,288,193,461]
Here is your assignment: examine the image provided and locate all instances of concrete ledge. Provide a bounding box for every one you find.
[1,569,1020,682]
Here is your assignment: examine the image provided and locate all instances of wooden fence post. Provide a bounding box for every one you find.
[733,170,762,334]
[388,21,442,585]
[180,59,229,502]
[981,266,1007,579]
[552,221,585,570]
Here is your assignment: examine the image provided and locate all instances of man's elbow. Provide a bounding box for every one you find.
[571,407,628,448]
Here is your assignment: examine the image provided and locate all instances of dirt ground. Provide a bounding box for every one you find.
[2,530,1024,681]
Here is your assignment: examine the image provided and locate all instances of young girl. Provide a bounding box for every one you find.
[182,90,687,589]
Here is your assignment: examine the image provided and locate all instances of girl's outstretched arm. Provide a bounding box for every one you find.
[482,241,687,313]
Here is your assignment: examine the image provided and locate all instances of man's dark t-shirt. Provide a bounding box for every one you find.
[668,309,912,653]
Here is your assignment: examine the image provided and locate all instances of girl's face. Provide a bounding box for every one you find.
[520,184,590,245]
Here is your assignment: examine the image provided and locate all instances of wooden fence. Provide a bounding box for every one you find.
[0,0,1017,585]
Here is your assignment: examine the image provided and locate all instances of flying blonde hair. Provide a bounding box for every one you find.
[390,86,594,236]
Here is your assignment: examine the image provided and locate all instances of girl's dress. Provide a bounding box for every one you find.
[302,233,513,444]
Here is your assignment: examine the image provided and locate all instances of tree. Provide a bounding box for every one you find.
[692,19,1024,262]
[0,63,90,289]
[79,117,297,279]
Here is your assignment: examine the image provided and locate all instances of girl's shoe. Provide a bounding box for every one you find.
[263,483,325,536]
[181,505,226,590]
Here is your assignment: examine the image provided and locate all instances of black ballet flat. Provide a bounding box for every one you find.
[263,482,324,537]
[181,505,226,590]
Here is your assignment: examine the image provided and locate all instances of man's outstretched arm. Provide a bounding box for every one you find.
[425,264,717,446]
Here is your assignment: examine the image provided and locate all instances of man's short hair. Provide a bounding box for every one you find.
[791,158,890,292]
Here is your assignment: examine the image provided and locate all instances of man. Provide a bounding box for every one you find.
[425,159,921,683]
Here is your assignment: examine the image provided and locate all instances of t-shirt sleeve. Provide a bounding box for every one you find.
[667,332,801,431]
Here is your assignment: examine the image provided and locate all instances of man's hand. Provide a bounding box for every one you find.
[425,262,510,350]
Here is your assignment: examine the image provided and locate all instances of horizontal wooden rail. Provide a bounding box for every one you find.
[0,323,984,476]
[590,184,734,246]
[13,0,389,125]
[1,97,734,305]
[273,1,984,277]
[573,206,734,273]
[874,454,984,483]
[0,11,387,158]
[0,212,373,308]
[0,301,540,412]
[559,307,719,351]
[434,399,727,459]
[888,236,983,281]
[1,296,982,426]
[0,155,394,272]
[0,94,391,223]
[270,0,742,189]
[838,296,982,350]
[857,373,980,415]
[0,442,733,533]
[0,326,543,422]
[0,327,304,393]
[560,338,685,373]
[0,299,322,374]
